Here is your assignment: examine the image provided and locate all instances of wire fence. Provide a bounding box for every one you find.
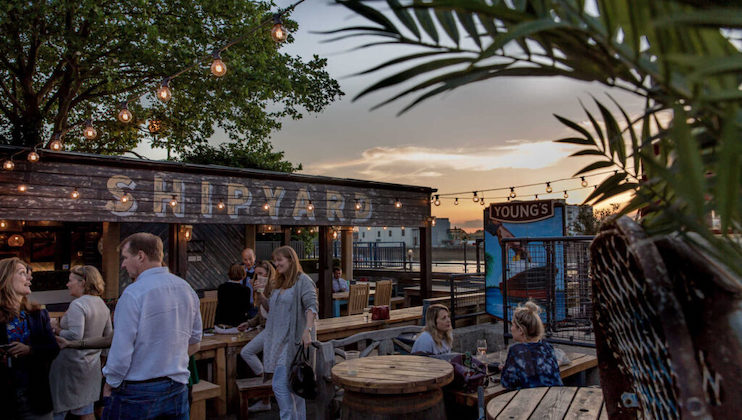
[449,273,486,327]
[256,240,408,269]
[501,236,594,347]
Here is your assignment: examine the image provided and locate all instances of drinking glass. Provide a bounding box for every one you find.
[476,339,487,358]
[362,307,370,323]
[346,350,360,376]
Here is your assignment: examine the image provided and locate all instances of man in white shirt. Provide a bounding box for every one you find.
[102,232,202,420]
[332,267,349,292]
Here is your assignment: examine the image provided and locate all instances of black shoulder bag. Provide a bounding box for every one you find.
[289,346,318,400]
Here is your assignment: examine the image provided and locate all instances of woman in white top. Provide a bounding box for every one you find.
[48,266,112,420]
[412,303,453,355]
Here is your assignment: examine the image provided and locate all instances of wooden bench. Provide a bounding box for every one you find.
[190,380,220,420]
[390,296,405,309]
[236,376,274,419]
[450,352,598,407]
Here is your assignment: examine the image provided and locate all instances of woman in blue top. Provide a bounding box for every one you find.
[411,304,452,355]
[500,301,563,390]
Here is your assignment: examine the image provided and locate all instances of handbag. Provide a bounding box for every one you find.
[371,305,390,320]
[289,346,318,400]
[449,352,488,393]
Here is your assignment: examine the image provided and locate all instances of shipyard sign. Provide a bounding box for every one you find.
[488,200,555,223]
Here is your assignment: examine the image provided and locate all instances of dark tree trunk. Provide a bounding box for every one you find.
[11,116,44,147]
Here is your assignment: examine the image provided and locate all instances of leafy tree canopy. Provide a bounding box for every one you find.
[180,141,301,173]
[0,0,343,164]
[330,0,742,276]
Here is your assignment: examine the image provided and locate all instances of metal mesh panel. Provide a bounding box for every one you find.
[501,236,594,347]
[449,274,486,325]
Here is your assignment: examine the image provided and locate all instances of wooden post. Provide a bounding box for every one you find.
[341,227,353,282]
[282,226,291,246]
[318,226,333,319]
[102,222,120,299]
[419,221,433,300]
[244,225,256,251]
[168,224,188,278]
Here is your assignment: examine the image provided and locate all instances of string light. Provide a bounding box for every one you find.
[27,150,39,162]
[431,218,436,227]
[480,197,485,206]
[0,221,7,228]
[367,227,371,230]
[307,200,314,211]
[394,199,402,208]
[546,182,552,193]
[563,190,569,199]
[18,184,27,192]
[581,176,588,187]
[296,228,302,234]
[383,226,387,230]
[169,195,178,207]
[271,14,288,42]
[83,120,97,140]
[157,78,172,103]
[121,194,129,203]
[263,202,270,211]
[434,195,440,206]
[355,199,362,210]
[509,187,516,199]
[332,230,338,239]
[50,135,63,151]
[401,226,405,230]
[267,225,273,231]
[71,188,80,199]
[535,194,539,200]
[217,200,225,209]
[454,198,459,205]
[2,160,14,171]
[117,103,133,123]
[472,191,479,202]
[210,51,227,77]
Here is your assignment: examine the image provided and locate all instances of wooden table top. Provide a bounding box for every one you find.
[199,329,258,350]
[316,306,422,337]
[332,355,453,394]
[332,289,376,300]
[486,386,606,420]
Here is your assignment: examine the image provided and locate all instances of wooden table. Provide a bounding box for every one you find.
[486,386,606,419]
[316,306,422,341]
[332,355,454,420]
[332,289,376,317]
[404,285,477,306]
[450,352,598,407]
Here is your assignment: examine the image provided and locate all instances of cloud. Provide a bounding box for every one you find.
[304,140,576,180]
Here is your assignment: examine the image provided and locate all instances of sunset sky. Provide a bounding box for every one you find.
[141,0,643,232]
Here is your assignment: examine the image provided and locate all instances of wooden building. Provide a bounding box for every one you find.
[0,146,436,317]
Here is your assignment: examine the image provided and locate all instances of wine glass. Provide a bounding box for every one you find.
[476,339,487,358]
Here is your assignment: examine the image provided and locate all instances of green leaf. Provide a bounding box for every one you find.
[456,9,481,49]
[556,137,595,145]
[435,9,460,45]
[580,101,606,152]
[670,106,706,219]
[388,0,421,39]
[481,18,565,59]
[652,9,742,29]
[554,114,597,146]
[575,160,615,176]
[414,7,439,44]
[337,0,398,33]
[570,149,605,157]
[715,108,741,234]
[594,98,626,165]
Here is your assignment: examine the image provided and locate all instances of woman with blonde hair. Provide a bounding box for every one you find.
[0,257,59,419]
[48,265,112,420]
[242,246,316,419]
[412,303,453,355]
[500,301,562,390]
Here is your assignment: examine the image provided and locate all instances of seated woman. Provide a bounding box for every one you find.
[411,303,452,355]
[500,301,563,390]
[215,262,253,327]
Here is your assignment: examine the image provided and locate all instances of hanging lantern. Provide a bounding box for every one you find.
[307,200,314,211]
[118,102,133,123]
[169,195,178,208]
[121,194,129,203]
[472,192,479,202]
[263,202,270,211]
[0,220,7,228]
[8,234,24,247]
[50,135,63,151]
[581,176,588,187]
[83,120,97,140]
[217,200,225,210]
[271,14,288,42]
[355,199,362,210]
[454,198,459,205]
[546,182,552,193]
[27,151,39,162]
[563,190,569,199]
[17,184,27,192]
[183,225,193,241]
[434,195,440,206]
[157,78,172,102]
[2,160,14,171]
[71,188,80,199]
[509,187,516,199]
[394,199,402,208]
[210,51,227,77]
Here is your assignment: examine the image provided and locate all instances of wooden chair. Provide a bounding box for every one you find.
[374,280,392,307]
[590,216,742,419]
[313,325,424,420]
[190,380,220,420]
[237,377,273,419]
[203,289,218,299]
[347,283,369,315]
[199,297,218,330]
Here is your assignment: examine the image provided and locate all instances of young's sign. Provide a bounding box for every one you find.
[489,200,554,223]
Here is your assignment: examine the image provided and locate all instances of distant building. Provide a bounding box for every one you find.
[354,217,452,248]
[432,217,451,247]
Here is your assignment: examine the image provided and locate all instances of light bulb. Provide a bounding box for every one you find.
[169,195,177,207]
[263,202,270,211]
[535,194,539,200]
[367,227,371,231]
[210,56,227,77]
[18,184,27,192]
[454,198,459,205]
[83,120,97,140]
[394,199,402,208]
[271,23,287,42]
[217,200,225,210]
[267,225,272,231]
[434,195,440,206]
[121,194,129,203]
[118,103,133,123]
[509,187,516,198]
[307,201,314,211]
[71,188,80,199]
[546,182,552,193]
[581,176,588,187]
[401,226,405,230]
[563,190,569,199]
[50,138,63,151]
[184,230,191,241]
[3,160,14,170]
[296,229,302,234]
[27,151,39,162]
[157,79,172,103]
[332,231,338,239]
[0,221,6,228]
[355,200,362,210]
[480,198,485,206]
[383,226,387,230]
[431,218,436,226]
[472,192,479,202]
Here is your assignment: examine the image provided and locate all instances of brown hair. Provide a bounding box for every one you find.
[423,303,452,348]
[254,260,276,297]
[228,262,246,281]
[512,300,545,340]
[0,257,41,322]
[271,246,303,290]
[120,232,163,262]
[69,265,105,296]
